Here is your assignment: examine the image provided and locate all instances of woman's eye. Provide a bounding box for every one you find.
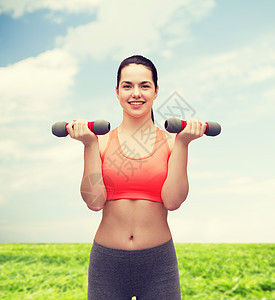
[142,85,150,89]
[123,85,131,89]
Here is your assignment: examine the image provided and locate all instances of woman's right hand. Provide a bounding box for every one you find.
[66,120,98,147]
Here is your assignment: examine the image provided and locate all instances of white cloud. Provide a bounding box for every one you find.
[0,214,102,242]
[244,66,275,84]
[0,0,216,126]
[0,49,80,206]
[169,214,274,243]
[189,170,230,179]
[0,193,4,205]
[0,128,86,196]
[2,0,274,244]
[9,147,83,192]
[0,48,78,123]
[56,0,215,61]
[159,33,275,122]
[252,87,275,117]
[170,34,275,91]
[196,176,275,199]
[167,174,275,243]
[0,0,100,18]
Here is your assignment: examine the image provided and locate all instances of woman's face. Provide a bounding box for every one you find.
[116,63,159,119]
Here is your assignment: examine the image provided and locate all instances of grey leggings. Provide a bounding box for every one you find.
[87,239,181,299]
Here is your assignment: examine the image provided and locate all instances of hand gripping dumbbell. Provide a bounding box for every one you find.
[52,119,111,137]
[164,118,221,136]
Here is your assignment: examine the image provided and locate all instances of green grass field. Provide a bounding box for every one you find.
[0,243,274,299]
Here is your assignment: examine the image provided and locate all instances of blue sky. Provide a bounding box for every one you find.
[0,0,274,243]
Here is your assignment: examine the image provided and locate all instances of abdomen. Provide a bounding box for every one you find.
[94,199,172,250]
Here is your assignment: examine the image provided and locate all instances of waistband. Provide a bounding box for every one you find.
[91,239,174,259]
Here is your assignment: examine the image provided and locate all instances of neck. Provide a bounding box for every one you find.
[118,114,155,135]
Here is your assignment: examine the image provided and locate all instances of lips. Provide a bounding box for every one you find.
[128,101,145,106]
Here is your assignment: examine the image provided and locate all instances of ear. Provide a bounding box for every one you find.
[116,86,119,99]
[154,85,159,100]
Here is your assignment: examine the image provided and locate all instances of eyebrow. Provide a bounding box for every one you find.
[121,81,152,85]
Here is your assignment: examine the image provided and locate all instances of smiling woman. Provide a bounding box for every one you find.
[1,0,275,298]
[116,63,158,121]
[116,55,159,125]
[66,54,208,299]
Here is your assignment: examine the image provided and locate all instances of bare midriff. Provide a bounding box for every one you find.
[94,199,172,250]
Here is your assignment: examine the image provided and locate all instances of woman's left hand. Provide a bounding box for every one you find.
[176,119,207,146]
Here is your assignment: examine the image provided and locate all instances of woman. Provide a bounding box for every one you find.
[67,55,206,299]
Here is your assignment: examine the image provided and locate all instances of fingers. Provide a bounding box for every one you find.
[66,122,74,137]
[185,119,207,136]
[67,120,89,139]
[66,120,97,146]
[178,118,206,145]
[78,120,88,137]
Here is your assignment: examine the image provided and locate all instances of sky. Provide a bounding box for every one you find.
[0,0,274,243]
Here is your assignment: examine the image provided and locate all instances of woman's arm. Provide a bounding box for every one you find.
[67,120,107,211]
[161,119,206,211]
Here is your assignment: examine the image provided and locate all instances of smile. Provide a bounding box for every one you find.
[128,101,145,106]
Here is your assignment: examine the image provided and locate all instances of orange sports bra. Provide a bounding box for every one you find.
[101,127,171,203]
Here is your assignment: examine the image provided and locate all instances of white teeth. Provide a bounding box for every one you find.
[130,102,144,105]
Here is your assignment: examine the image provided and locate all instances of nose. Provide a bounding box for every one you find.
[132,86,141,98]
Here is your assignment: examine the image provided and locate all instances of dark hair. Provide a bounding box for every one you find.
[116,55,158,123]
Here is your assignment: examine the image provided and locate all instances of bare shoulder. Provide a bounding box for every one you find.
[97,131,110,157]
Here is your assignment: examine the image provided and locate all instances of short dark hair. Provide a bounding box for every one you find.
[116,55,158,123]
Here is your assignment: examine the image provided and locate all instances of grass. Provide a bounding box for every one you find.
[176,244,274,299]
[0,243,274,299]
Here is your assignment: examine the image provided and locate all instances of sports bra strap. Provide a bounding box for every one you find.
[101,130,115,159]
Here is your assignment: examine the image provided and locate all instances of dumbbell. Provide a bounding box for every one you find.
[52,119,110,137]
[164,118,221,136]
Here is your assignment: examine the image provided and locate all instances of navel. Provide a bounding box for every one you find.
[130,235,134,241]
